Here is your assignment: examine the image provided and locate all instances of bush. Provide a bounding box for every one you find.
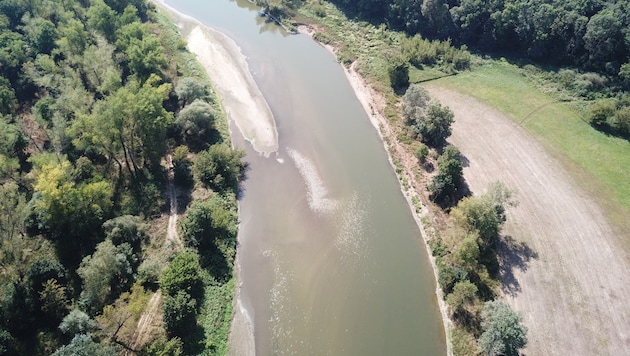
[137,259,162,290]
[609,106,630,135]
[175,77,210,107]
[388,56,409,90]
[415,144,429,163]
[438,262,468,294]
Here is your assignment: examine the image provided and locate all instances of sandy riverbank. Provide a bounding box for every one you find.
[153,0,278,157]
[151,1,263,355]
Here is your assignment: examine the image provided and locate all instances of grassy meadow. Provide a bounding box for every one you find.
[430,62,630,236]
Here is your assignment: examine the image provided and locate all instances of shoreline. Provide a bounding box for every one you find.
[151,1,258,355]
[152,0,279,157]
[297,24,453,356]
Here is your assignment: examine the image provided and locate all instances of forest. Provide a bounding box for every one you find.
[302,0,630,74]
[0,0,243,354]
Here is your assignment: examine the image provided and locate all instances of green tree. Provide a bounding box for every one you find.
[77,240,135,310]
[53,334,118,356]
[454,233,480,271]
[179,196,236,250]
[32,161,113,246]
[116,22,167,80]
[160,251,204,300]
[479,300,528,356]
[0,31,27,78]
[143,336,183,356]
[27,259,67,296]
[20,15,58,55]
[584,9,625,69]
[172,146,193,187]
[0,328,15,355]
[428,145,463,206]
[81,37,122,96]
[420,102,455,146]
[59,309,96,336]
[415,144,429,163]
[175,77,210,108]
[0,77,17,114]
[451,195,501,243]
[162,291,197,339]
[421,0,453,39]
[402,84,431,138]
[620,63,630,87]
[175,99,216,145]
[72,75,173,177]
[39,279,70,322]
[102,215,146,251]
[0,182,26,242]
[193,144,246,193]
[446,279,478,311]
[87,0,118,43]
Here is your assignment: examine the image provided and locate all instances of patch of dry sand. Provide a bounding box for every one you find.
[186,26,278,156]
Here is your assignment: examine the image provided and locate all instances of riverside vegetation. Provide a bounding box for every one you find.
[255,0,629,354]
[0,0,244,354]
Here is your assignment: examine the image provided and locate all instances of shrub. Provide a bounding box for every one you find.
[389,56,410,90]
[587,100,616,127]
[415,144,429,163]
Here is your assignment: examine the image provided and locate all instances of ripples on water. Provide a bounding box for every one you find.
[336,191,370,264]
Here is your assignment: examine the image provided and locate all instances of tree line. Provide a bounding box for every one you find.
[325,0,629,77]
[0,0,245,354]
[401,84,527,355]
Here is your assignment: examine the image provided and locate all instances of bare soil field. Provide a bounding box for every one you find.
[426,85,630,355]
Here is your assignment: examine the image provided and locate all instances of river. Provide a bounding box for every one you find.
[164,0,446,354]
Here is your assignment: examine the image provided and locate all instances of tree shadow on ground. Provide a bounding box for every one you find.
[497,235,538,297]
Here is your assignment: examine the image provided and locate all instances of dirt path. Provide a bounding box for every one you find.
[127,154,183,353]
[426,85,630,355]
[165,154,183,250]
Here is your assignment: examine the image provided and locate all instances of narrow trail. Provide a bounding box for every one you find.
[127,154,183,354]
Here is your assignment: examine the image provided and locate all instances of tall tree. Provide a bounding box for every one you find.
[479,300,528,356]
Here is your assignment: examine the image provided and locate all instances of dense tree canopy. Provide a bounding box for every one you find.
[326,0,630,74]
[0,0,244,353]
